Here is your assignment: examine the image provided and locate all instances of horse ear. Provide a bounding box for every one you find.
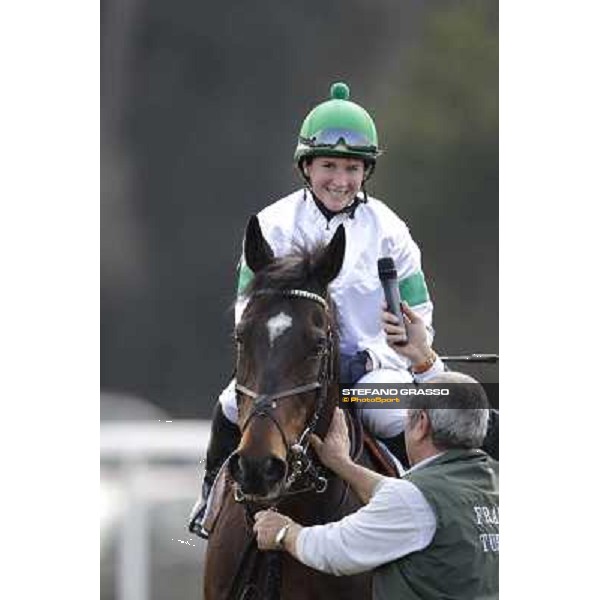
[244,215,274,273]
[313,225,346,287]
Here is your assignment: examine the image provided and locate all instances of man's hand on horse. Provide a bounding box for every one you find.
[309,407,351,471]
[253,510,299,552]
[382,302,430,365]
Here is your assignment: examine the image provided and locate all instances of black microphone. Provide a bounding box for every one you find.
[377,257,408,346]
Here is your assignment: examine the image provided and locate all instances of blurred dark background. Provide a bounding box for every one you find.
[101,0,498,419]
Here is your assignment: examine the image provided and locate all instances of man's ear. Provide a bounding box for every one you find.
[244,215,274,274]
[415,410,432,441]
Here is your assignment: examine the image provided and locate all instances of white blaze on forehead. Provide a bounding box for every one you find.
[266,312,293,346]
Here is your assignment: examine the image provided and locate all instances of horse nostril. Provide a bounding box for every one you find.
[229,454,286,495]
[263,456,287,485]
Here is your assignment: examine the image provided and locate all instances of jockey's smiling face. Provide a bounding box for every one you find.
[303,156,365,212]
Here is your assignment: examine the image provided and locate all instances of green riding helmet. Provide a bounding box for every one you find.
[294,81,381,180]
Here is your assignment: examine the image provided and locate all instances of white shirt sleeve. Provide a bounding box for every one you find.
[413,356,446,383]
[294,478,436,576]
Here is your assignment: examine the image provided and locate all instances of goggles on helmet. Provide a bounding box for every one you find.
[299,127,377,153]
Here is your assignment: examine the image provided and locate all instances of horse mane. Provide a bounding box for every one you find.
[244,242,332,296]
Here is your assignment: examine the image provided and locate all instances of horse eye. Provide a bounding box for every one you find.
[311,311,325,328]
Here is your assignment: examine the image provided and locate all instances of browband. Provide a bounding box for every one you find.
[253,289,328,310]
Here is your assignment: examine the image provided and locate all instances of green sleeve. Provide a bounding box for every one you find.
[399,271,430,306]
[237,262,254,295]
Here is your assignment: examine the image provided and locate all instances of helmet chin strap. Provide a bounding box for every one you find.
[364,160,376,180]
[360,181,370,206]
[302,186,367,221]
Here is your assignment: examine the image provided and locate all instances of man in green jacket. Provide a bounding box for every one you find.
[254,329,499,599]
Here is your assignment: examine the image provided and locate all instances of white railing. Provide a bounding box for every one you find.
[101,420,210,600]
[101,420,211,461]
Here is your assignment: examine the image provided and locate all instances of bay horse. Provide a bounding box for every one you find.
[204,216,395,600]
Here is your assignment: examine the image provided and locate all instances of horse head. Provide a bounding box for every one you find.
[229,215,345,501]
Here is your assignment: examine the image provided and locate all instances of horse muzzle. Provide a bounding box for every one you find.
[229,452,288,499]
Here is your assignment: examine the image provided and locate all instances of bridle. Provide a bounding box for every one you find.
[234,288,335,502]
[228,289,358,600]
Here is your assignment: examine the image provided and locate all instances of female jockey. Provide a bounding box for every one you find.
[189,82,445,536]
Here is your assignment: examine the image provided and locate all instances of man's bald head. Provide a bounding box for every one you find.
[429,372,483,386]
[406,371,490,450]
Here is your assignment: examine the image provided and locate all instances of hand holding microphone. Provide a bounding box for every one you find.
[382,302,433,367]
[378,257,435,368]
[377,257,408,346]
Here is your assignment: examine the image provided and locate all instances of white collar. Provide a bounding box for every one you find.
[404,452,446,476]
